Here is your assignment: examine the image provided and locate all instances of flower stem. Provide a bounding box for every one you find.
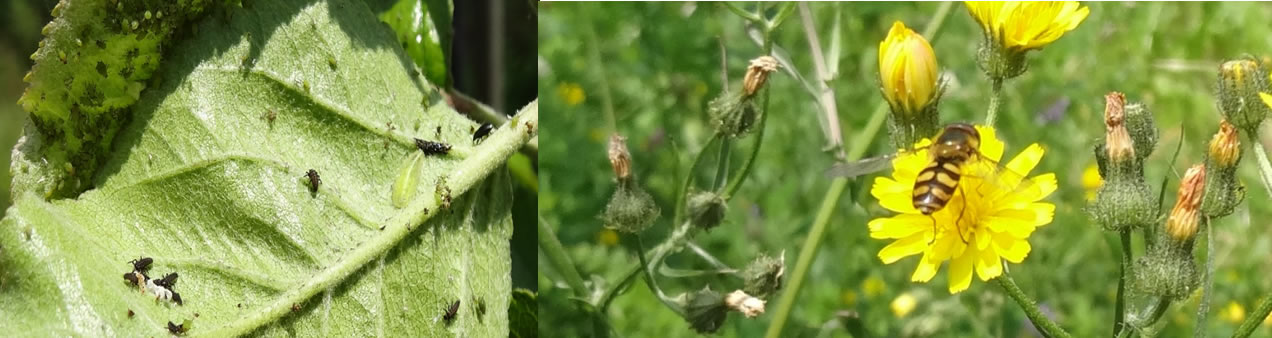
[1233,295,1272,338]
[538,217,587,296]
[635,236,685,317]
[763,3,953,337]
[995,272,1072,338]
[984,77,1004,127]
[1249,137,1272,201]
[712,137,732,191]
[1113,230,1132,336]
[1195,220,1214,338]
[723,72,773,199]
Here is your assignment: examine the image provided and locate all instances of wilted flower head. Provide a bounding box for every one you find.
[965,1,1090,52]
[1103,92,1134,166]
[743,56,780,97]
[879,21,940,117]
[608,134,632,180]
[868,125,1056,293]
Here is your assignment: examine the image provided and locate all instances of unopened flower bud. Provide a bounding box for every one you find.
[1133,243,1198,301]
[1216,58,1271,133]
[682,287,727,334]
[724,290,766,318]
[1204,120,1245,217]
[742,251,785,299]
[743,56,779,97]
[1166,165,1205,243]
[687,191,727,231]
[879,21,943,148]
[608,134,632,180]
[1123,102,1158,161]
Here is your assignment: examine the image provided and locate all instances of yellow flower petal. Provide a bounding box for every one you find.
[1261,92,1272,109]
[911,251,939,282]
[872,177,918,213]
[869,214,932,239]
[994,234,1031,263]
[1004,143,1045,179]
[974,125,1005,162]
[976,247,1003,281]
[948,249,975,293]
[879,233,929,264]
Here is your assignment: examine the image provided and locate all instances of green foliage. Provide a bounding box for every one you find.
[540,2,1272,336]
[375,0,451,88]
[0,0,528,336]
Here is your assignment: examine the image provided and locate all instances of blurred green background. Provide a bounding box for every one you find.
[539,2,1272,337]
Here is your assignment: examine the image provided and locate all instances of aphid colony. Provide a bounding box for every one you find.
[122,256,182,305]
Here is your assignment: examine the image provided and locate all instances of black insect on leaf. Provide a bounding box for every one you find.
[128,309,135,318]
[305,169,322,193]
[123,271,145,288]
[443,299,460,323]
[129,257,153,274]
[154,272,178,290]
[414,138,452,155]
[167,321,186,335]
[472,123,494,143]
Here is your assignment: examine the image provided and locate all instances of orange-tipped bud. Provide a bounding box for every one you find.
[1208,120,1241,168]
[1166,165,1206,242]
[1104,92,1134,164]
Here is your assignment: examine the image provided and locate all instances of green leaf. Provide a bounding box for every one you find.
[508,289,538,338]
[0,0,537,336]
[374,0,452,88]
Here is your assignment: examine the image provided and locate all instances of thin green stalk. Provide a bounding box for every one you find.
[1113,230,1133,336]
[995,273,1072,338]
[764,3,952,337]
[598,221,696,310]
[1249,138,1272,199]
[585,22,618,133]
[723,70,773,199]
[636,236,685,317]
[539,217,587,296]
[1195,220,1214,338]
[1233,295,1272,338]
[984,77,1004,127]
[713,137,732,191]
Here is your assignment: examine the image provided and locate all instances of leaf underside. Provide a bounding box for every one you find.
[0,0,509,336]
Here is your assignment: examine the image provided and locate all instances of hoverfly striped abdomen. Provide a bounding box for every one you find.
[913,161,962,214]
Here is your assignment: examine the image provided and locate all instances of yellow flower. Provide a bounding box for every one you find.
[965,1,1090,52]
[1261,92,1272,110]
[868,125,1056,293]
[878,21,939,117]
[890,293,918,318]
[556,82,586,106]
[1222,301,1246,323]
[1081,163,1101,201]
[863,276,887,298]
[597,228,619,246]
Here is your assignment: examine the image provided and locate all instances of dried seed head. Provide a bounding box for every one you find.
[742,251,785,299]
[1166,165,1205,242]
[743,56,779,97]
[1208,120,1240,169]
[607,134,631,180]
[724,290,766,318]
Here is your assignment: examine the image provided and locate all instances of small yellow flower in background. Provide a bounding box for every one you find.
[1081,163,1101,201]
[596,228,620,246]
[863,276,887,298]
[1221,301,1246,323]
[556,82,586,106]
[869,125,1056,293]
[891,292,918,318]
[878,21,939,117]
[840,289,859,307]
[965,1,1090,52]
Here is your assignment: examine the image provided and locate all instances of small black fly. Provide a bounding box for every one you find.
[130,257,153,274]
[154,273,179,289]
[414,139,451,155]
[167,321,187,335]
[442,299,460,323]
[306,169,321,193]
[472,123,494,143]
[128,309,135,318]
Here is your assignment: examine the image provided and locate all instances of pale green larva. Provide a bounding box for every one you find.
[392,152,425,208]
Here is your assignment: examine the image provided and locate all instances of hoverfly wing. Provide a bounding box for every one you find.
[825,154,898,178]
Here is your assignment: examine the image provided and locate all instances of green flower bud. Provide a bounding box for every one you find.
[707,92,760,138]
[682,287,727,334]
[975,39,1028,81]
[1123,102,1158,161]
[1216,58,1271,134]
[1087,173,1155,232]
[601,180,661,234]
[742,252,785,299]
[687,191,727,231]
[1133,166,1204,301]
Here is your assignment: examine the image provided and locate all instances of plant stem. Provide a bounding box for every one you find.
[1113,230,1132,336]
[598,221,696,309]
[763,3,953,337]
[635,236,684,317]
[1249,137,1272,200]
[984,77,1004,127]
[713,137,732,191]
[1195,220,1214,338]
[723,71,773,199]
[539,217,587,296]
[995,272,1072,338]
[1233,295,1272,338]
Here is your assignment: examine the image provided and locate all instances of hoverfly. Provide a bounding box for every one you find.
[826,123,1025,241]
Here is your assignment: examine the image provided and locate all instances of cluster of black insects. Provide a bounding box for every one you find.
[122,257,193,335]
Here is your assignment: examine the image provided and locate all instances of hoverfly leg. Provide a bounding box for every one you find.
[954,184,970,244]
[927,214,938,245]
